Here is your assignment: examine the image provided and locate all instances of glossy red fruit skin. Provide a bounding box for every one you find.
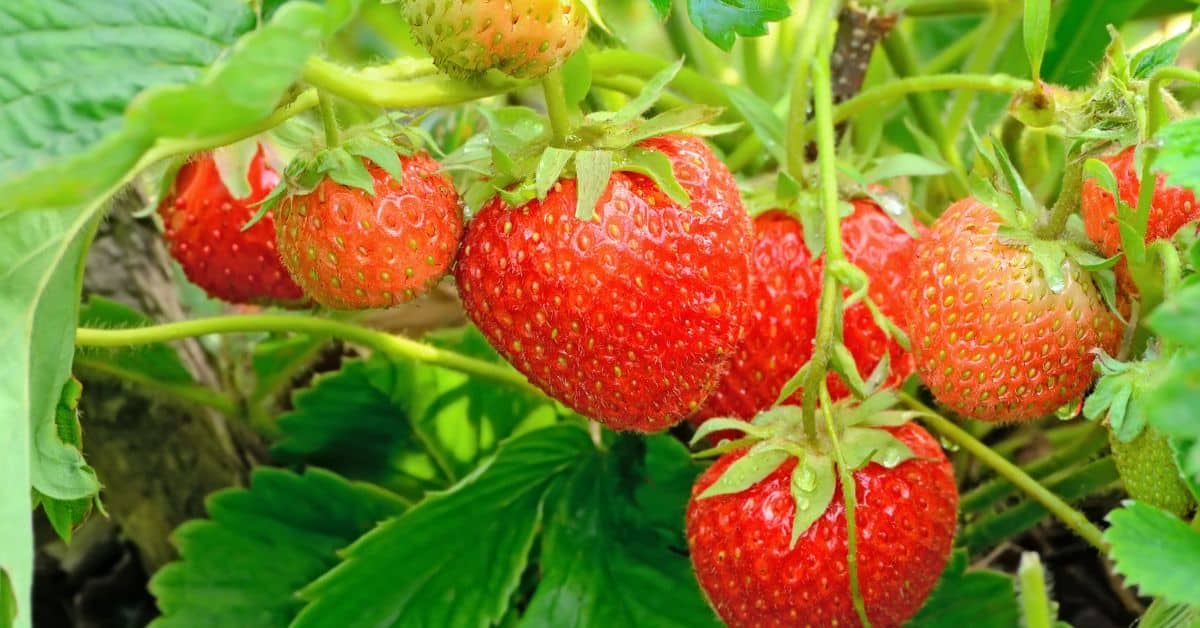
[158,147,304,305]
[276,152,463,310]
[1081,146,1200,291]
[455,135,751,431]
[693,200,918,424]
[905,198,1122,422]
[687,422,958,628]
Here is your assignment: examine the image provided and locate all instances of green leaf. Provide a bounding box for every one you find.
[1139,598,1200,628]
[907,550,1019,628]
[574,150,614,220]
[1083,158,1120,199]
[1168,437,1200,502]
[1132,32,1188,79]
[789,455,836,547]
[723,86,786,164]
[861,153,949,184]
[1156,118,1200,197]
[615,147,690,206]
[535,147,574,200]
[840,427,917,470]
[610,59,684,124]
[1042,0,1149,88]
[275,328,561,499]
[697,447,789,499]
[294,425,593,628]
[33,377,98,543]
[521,435,720,628]
[685,0,791,51]
[1105,501,1200,605]
[688,417,762,445]
[1023,0,1051,80]
[1148,283,1200,346]
[830,343,868,399]
[1142,350,1200,486]
[0,569,14,628]
[648,0,671,19]
[149,467,405,628]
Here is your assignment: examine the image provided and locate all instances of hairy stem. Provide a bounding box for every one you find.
[1036,153,1084,239]
[317,90,340,147]
[799,31,846,440]
[75,315,540,396]
[302,57,525,108]
[542,69,572,145]
[784,0,837,181]
[901,393,1110,552]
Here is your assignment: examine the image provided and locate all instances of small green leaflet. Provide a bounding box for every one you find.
[697,446,788,499]
[1148,282,1200,346]
[615,147,690,206]
[536,149,573,199]
[685,0,791,51]
[1131,32,1188,80]
[1105,501,1200,606]
[789,455,835,547]
[1023,0,1051,80]
[574,150,614,220]
[861,153,950,184]
[840,427,916,470]
[1156,118,1200,197]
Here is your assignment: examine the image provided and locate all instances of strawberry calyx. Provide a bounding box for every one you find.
[248,115,435,227]
[1082,348,1159,443]
[443,59,738,219]
[690,392,927,547]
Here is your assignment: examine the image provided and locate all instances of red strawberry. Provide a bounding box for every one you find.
[1081,146,1200,291]
[401,0,587,79]
[687,421,957,628]
[275,152,463,309]
[455,134,751,431]
[905,197,1122,421]
[158,146,304,305]
[693,199,918,424]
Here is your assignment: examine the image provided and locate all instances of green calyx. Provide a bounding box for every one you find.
[691,392,924,547]
[1083,349,1160,443]
[246,114,432,229]
[442,59,737,220]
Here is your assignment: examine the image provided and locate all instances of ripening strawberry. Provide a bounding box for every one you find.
[158,146,305,306]
[693,200,918,425]
[687,421,957,628]
[1081,146,1200,291]
[455,134,751,431]
[905,198,1122,422]
[401,0,587,79]
[275,152,463,310]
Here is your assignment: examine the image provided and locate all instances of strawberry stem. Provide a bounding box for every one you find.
[900,392,1110,553]
[541,69,572,146]
[302,57,526,108]
[318,90,340,147]
[820,383,872,628]
[1035,152,1083,239]
[74,314,542,398]
[783,0,837,183]
[799,27,843,442]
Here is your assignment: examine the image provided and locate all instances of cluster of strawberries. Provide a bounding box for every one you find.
[155,1,1199,624]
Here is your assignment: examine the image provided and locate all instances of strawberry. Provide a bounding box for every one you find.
[158,146,304,306]
[687,420,957,628]
[1081,146,1200,291]
[275,152,463,309]
[905,197,1122,422]
[693,199,918,425]
[401,0,587,79]
[1110,427,1194,518]
[455,134,751,431]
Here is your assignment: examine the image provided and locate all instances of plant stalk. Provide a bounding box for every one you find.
[542,69,572,145]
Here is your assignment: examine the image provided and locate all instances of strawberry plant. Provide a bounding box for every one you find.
[6,0,1200,627]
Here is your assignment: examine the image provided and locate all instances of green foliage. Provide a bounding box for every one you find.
[907,550,1019,628]
[293,425,592,628]
[1040,0,1149,88]
[32,377,100,542]
[522,435,719,627]
[0,1,358,622]
[76,297,195,385]
[1156,118,1200,196]
[150,467,405,628]
[684,0,790,51]
[1105,502,1200,606]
